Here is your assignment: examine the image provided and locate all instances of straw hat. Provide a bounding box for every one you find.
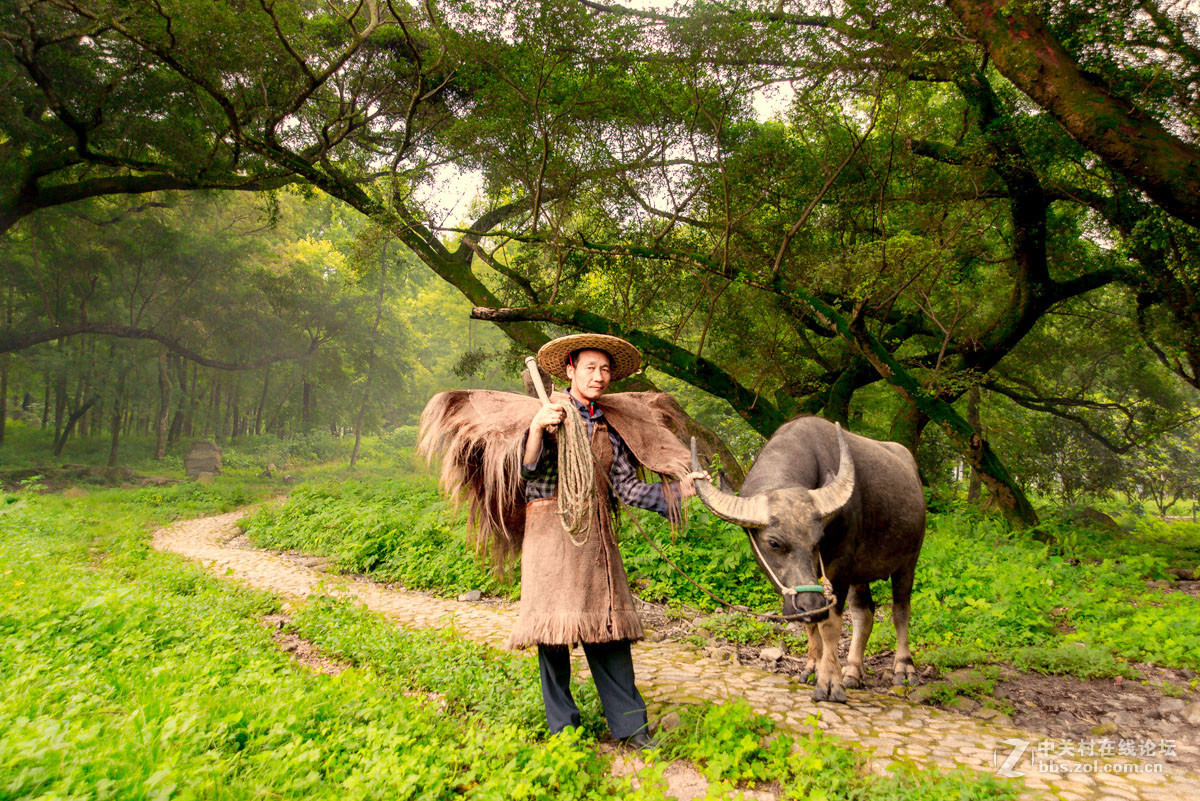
[536,333,642,382]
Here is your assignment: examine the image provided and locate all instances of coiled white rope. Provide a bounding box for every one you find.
[525,357,597,546]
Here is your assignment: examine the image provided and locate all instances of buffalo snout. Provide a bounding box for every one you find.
[783,590,829,622]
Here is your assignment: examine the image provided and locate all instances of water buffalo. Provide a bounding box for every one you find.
[691,416,925,703]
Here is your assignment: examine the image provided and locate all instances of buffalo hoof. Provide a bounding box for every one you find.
[892,663,919,687]
[812,682,848,704]
[842,670,862,689]
[801,667,817,685]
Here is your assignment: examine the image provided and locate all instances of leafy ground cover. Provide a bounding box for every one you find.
[895,511,1200,673]
[243,472,1200,676]
[0,478,1014,800]
[241,476,513,598]
[0,484,659,799]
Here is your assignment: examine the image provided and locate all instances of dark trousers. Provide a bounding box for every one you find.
[537,640,648,739]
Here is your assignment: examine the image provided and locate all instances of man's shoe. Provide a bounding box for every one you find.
[619,731,658,750]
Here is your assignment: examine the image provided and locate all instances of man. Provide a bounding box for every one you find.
[515,335,706,748]
[418,333,704,748]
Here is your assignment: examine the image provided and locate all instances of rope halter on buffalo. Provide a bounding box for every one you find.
[688,435,838,624]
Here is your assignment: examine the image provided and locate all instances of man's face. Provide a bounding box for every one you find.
[566,349,612,402]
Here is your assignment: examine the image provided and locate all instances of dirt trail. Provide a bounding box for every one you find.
[154,510,1199,801]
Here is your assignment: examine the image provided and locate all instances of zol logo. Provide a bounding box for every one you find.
[994,738,1031,778]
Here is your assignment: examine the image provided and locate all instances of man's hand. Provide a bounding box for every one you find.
[678,470,710,499]
[531,402,566,434]
[524,403,565,468]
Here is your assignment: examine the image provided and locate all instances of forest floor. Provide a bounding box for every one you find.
[154,507,1200,801]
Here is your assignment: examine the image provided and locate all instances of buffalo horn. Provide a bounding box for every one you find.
[808,423,856,517]
[689,437,771,528]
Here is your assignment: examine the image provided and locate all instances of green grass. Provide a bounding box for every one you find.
[288,595,564,734]
[287,595,1017,801]
[0,483,665,800]
[240,477,515,598]
[885,511,1200,672]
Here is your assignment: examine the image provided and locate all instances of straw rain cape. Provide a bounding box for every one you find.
[418,389,693,647]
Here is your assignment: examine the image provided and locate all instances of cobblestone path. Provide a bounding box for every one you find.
[154,510,1199,801]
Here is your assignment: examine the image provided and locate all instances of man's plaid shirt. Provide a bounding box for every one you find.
[521,395,672,518]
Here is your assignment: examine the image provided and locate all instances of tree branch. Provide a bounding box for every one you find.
[470,304,787,436]
[945,0,1200,229]
[0,323,322,371]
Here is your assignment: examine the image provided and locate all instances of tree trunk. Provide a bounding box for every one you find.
[155,351,171,460]
[221,379,236,443]
[77,395,89,438]
[53,376,66,446]
[41,380,49,428]
[107,371,125,467]
[184,362,199,438]
[302,380,313,432]
[168,355,186,446]
[945,0,1200,230]
[0,288,9,446]
[208,377,221,439]
[254,366,270,437]
[889,402,930,457]
[71,372,84,438]
[820,365,858,426]
[966,384,983,504]
[52,397,98,456]
[351,242,388,468]
[0,357,7,446]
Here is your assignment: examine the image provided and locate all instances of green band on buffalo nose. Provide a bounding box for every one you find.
[793,585,824,594]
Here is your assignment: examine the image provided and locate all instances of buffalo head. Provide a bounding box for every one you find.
[690,424,855,622]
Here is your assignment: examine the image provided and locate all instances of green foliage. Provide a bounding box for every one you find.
[897,511,1200,672]
[240,477,517,597]
[0,485,668,800]
[1072,513,1200,569]
[693,611,806,652]
[1007,644,1136,680]
[618,508,778,612]
[657,702,1018,800]
[658,700,793,785]
[220,432,352,469]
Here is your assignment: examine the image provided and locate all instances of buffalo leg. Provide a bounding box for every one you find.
[801,622,822,684]
[890,564,919,685]
[812,588,847,703]
[842,584,875,689]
